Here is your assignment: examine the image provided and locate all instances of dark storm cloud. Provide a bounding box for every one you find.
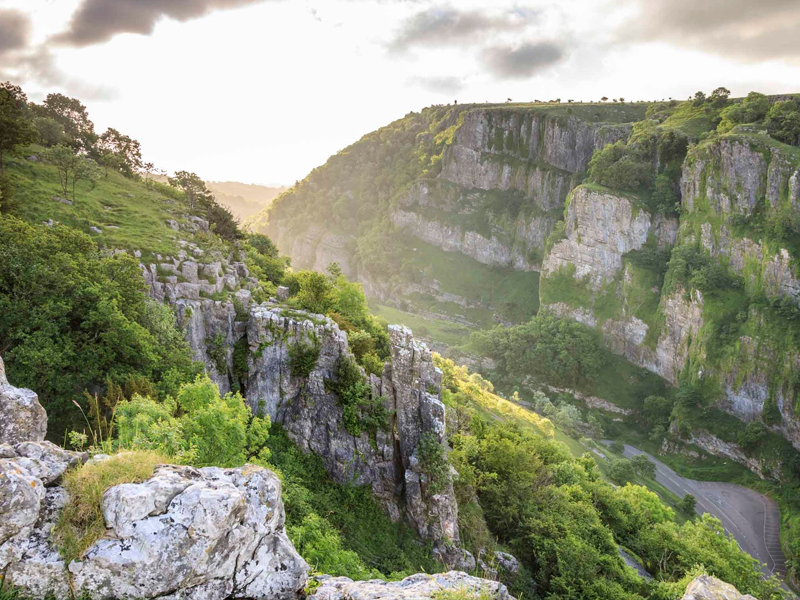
[387,6,533,53]
[407,75,466,95]
[53,0,272,47]
[480,41,564,79]
[623,0,800,62]
[0,9,31,55]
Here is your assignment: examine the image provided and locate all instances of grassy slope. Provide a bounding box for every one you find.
[6,146,190,260]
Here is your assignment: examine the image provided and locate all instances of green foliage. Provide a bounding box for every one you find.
[608,457,636,483]
[267,425,441,579]
[588,140,652,191]
[288,338,320,378]
[115,374,271,467]
[206,333,228,374]
[471,315,606,387]
[717,92,771,133]
[416,432,451,494]
[326,354,388,437]
[765,97,800,146]
[678,494,697,514]
[291,270,337,314]
[736,421,767,454]
[0,82,36,176]
[245,233,288,285]
[663,244,741,296]
[0,216,198,437]
[41,144,102,201]
[630,454,656,478]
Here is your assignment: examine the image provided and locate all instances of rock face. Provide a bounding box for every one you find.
[144,248,467,562]
[0,355,48,445]
[70,464,308,600]
[681,575,756,600]
[309,571,514,600]
[244,308,465,560]
[542,186,676,287]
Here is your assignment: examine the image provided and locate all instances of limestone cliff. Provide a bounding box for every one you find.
[144,256,469,565]
[261,103,645,326]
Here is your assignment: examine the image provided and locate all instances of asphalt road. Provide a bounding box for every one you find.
[604,442,788,581]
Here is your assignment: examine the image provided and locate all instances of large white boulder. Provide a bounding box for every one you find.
[0,356,47,445]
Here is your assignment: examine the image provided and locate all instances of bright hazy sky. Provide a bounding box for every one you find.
[1,0,799,185]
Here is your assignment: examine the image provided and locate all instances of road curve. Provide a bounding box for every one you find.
[604,442,788,581]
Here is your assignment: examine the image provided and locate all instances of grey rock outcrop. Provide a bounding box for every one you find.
[0,355,48,445]
[70,464,308,600]
[681,575,756,600]
[309,571,514,600]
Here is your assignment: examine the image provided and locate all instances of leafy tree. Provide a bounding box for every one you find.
[470,315,606,387]
[587,140,652,191]
[608,457,635,483]
[115,375,271,466]
[0,82,36,176]
[737,421,767,453]
[32,116,66,147]
[169,170,212,212]
[97,127,143,178]
[36,93,97,152]
[692,91,707,106]
[631,454,656,478]
[709,87,731,108]
[42,144,101,200]
[325,354,387,436]
[765,97,800,146]
[293,270,337,314]
[679,494,697,514]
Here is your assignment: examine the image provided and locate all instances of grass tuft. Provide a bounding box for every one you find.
[53,451,170,563]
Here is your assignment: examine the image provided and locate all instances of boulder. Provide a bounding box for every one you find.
[0,356,47,445]
[309,571,514,600]
[69,464,308,600]
[681,576,756,600]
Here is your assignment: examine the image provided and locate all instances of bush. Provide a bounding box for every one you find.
[717,92,771,133]
[326,354,388,436]
[416,432,451,494]
[115,375,271,467]
[288,338,320,377]
[587,140,652,191]
[678,494,697,514]
[631,454,656,478]
[608,458,635,483]
[765,97,800,146]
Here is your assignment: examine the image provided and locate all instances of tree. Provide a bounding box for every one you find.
[97,128,142,178]
[36,93,97,152]
[717,91,771,133]
[168,170,212,212]
[43,144,101,200]
[692,91,707,106]
[710,87,731,108]
[678,494,696,514]
[601,96,608,102]
[765,97,800,146]
[631,454,656,478]
[0,82,36,176]
[608,458,635,483]
[32,116,65,147]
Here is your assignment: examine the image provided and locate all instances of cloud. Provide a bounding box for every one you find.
[53,0,272,47]
[621,0,800,62]
[387,6,533,53]
[407,75,466,95]
[481,41,565,79]
[0,9,31,55]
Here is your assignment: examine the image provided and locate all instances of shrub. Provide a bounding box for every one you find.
[587,140,652,191]
[288,338,320,377]
[416,432,451,494]
[608,458,635,483]
[679,494,697,514]
[326,354,388,436]
[717,92,771,133]
[115,375,271,467]
[765,97,800,146]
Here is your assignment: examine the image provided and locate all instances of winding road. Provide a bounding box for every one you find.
[604,442,788,581]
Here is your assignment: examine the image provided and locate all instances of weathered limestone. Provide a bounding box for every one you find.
[0,355,48,446]
[69,464,308,600]
[681,575,756,600]
[309,571,514,600]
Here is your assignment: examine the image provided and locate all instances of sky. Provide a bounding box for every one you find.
[1,0,799,186]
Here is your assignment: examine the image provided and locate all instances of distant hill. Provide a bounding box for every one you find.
[205,181,287,224]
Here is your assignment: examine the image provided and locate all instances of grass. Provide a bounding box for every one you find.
[5,145,190,260]
[371,303,475,348]
[398,238,540,325]
[434,586,496,600]
[53,451,169,563]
